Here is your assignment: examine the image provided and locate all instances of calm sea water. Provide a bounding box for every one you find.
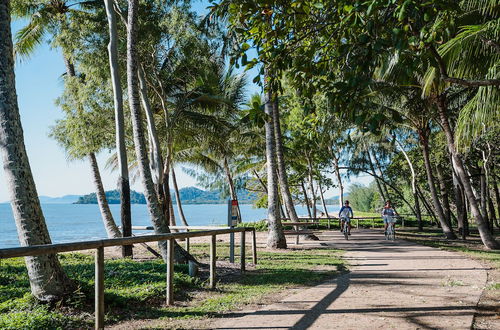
[0,203,340,248]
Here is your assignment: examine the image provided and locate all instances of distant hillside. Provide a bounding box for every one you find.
[325,194,348,205]
[75,190,146,204]
[38,195,81,204]
[74,187,257,205]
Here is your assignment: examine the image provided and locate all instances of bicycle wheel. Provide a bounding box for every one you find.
[344,226,349,240]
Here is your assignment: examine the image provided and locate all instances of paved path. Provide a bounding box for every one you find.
[215,229,488,330]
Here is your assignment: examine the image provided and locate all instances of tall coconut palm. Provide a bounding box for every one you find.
[272,97,301,223]
[103,0,132,256]
[264,73,287,249]
[0,0,75,301]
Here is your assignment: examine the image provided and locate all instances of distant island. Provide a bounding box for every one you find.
[74,187,258,205]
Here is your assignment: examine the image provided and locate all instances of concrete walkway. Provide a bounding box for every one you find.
[214,229,488,330]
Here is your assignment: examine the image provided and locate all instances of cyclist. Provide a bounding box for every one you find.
[339,200,354,235]
[382,200,398,234]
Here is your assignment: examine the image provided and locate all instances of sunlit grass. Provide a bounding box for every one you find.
[0,243,344,329]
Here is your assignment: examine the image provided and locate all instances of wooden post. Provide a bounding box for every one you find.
[372,218,374,228]
[240,231,246,273]
[251,229,257,265]
[166,239,174,305]
[184,229,190,253]
[295,225,299,245]
[210,234,216,289]
[356,219,359,229]
[95,247,104,330]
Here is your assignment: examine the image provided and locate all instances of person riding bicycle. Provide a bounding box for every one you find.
[339,200,354,235]
[382,200,398,234]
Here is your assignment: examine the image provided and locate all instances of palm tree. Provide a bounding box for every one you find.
[103,0,133,256]
[0,0,75,301]
[126,0,169,259]
[264,73,287,248]
[272,97,301,223]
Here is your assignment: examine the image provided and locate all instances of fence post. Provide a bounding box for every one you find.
[210,234,216,289]
[185,229,190,252]
[240,230,246,273]
[166,239,174,305]
[251,229,257,265]
[372,218,374,228]
[356,219,359,229]
[95,247,104,330]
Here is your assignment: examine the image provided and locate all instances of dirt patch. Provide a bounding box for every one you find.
[397,229,500,330]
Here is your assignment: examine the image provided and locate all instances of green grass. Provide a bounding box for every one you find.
[0,244,344,329]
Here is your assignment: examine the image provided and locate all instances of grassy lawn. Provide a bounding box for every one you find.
[0,243,344,329]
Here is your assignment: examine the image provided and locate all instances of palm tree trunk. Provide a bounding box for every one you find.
[301,180,312,218]
[253,169,268,193]
[493,175,500,223]
[436,165,453,227]
[436,96,498,248]
[138,66,163,187]
[330,149,344,208]
[306,154,317,219]
[318,181,330,218]
[452,171,467,239]
[89,153,121,238]
[104,0,132,257]
[366,149,386,202]
[126,0,195,263]
[272,97,300,222]
[0,2,75,300]
[419,130,456,239]
[373,152,390,199]
[172,167,189,226]
[264,78,286,248]
[395,139,422,230]
[417,184,438,226]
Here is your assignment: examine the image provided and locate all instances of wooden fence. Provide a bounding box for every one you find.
[0,227,257,329]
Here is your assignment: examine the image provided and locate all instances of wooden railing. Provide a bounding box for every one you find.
[0,227,257,329]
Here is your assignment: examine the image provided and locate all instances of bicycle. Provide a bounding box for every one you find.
[385,216,396,241]
[341,217,350,240]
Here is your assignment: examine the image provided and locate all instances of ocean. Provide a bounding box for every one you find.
[0,203,340,248]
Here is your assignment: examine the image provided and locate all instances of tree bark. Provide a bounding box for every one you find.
[172,167,189,226]
[436,165,453,228]
[272,98,300,222]
[306,154,317,219]
[0,1,75,300]
[480,167,490,231]
[318,181,330,219]
[366,149,386,203]
[373,151,390,200]
[264,77,286,249]
[330,149,344,208]
[89,153,121,238]
[104,0,132,256]
[417,184,438,226]
[395,139,422,230]
[301,180,312,218]
[419,129,456,239]
[452,171,467,239]
[436,96,498,248]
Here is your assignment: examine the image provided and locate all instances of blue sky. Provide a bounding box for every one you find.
[0,1,371,202]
